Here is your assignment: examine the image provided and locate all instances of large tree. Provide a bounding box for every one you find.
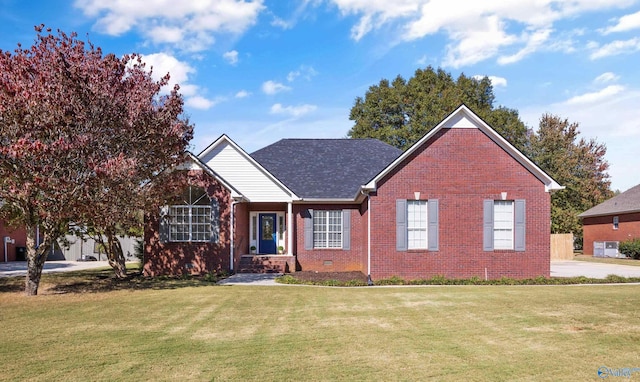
[348,66,529,151]
[0,26,192,294]
[528,114,613,245]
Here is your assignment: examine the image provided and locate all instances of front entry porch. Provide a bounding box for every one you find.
[238,254,295,273]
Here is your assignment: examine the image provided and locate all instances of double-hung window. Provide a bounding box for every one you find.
[313,210,342,248]
[493,200,514,250]
[407,200,428,249]
[396,199,439,251]
[483,199,525,252]
[165,186,218,243]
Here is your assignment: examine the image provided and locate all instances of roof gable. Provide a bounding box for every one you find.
[251,139,402,200]
[198,135,297,202]
[175,152,244,199]
[364,104,563,193]
[579,184,640,218]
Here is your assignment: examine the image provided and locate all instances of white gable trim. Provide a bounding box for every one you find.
[177,152,245,200]
[363,105,564,193]
[198,134,299,201]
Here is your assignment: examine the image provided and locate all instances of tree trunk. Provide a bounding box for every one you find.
[104,230,127,279]
[24,227,49,296]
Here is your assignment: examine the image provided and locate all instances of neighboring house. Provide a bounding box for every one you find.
[0,220,27,262]
[0,220,138,262]
[144,105,563,280]
[48,234,139,261]
[579,184,640,256]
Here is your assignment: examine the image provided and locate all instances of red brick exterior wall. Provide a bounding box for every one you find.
[0,222,27,262]
[368,128,551,280]
[233,202,250,271]
[144,170,233,276]
[293,203,368,273]
[582,212,640,255]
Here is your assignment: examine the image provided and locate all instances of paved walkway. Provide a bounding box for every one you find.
[0,261,109,278]
[550,260,640,278]
[217,273,281,286]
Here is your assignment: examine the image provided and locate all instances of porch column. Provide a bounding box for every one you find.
[287,202,293,255]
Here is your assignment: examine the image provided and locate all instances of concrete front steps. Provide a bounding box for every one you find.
[238,255,294,273]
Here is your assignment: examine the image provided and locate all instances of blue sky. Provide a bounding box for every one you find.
[1,0,639,192]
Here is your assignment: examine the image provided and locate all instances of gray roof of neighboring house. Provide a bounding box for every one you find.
[579,183,640,218]
[250,139,402,199]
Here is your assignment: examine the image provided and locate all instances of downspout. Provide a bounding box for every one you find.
[230,199,241,273]
[363,190,373,286]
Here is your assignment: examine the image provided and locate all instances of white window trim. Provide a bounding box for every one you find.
[168,187,212,243]
[407,200,428,250]
[493,200,514,250]
[613,216,619,230]
[249,211,287,252]
[313,210,343,249]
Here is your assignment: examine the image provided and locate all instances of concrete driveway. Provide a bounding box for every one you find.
[0,261,110,278]
[551,260,640,278]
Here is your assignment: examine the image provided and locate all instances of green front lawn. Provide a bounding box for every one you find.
[1,271,639,381]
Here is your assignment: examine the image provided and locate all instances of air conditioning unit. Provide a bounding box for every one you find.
[593,241,621,258]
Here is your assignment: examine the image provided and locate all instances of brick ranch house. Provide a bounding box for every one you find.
[579,183,640,256]
[144,105,563,280]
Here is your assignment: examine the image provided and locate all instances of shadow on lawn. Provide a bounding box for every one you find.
[0,268,224,294]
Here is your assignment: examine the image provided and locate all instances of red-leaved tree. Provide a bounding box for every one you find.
[0,26,192,295]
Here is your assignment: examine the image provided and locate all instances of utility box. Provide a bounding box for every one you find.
[593,241,622,258]
[15,246,26,261]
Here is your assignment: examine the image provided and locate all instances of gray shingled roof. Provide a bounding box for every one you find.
[250,139,402,199]
[579,184,640,218]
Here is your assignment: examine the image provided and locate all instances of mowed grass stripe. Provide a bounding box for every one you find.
[0,280,639,381]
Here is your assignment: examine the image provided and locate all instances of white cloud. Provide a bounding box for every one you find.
[223,50,239,65]
[262,80,291,95]
[270,103,317,117]
[271,16,293,29]
[74,0,265,52]
[565,85,625,105]
[594,72,620,84]
[269,0,322,30]
[333,0,419,41]
[186,96,222,110]
[329,0,635,67]
[139,53,195,94]
[287,65,318,82]
[139,52,221,110]
[472,75,507,87]
[235,90,251,98]
[519,87,640,192]
[589,37,640,59]
[602,10,640,34]
[443,15,517,68]
[498,28,552,65]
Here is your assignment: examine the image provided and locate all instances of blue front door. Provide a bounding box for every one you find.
[258,213,277,254]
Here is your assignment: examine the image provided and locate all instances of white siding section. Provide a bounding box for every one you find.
[200,141,292,202]
[443,113,476,129]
